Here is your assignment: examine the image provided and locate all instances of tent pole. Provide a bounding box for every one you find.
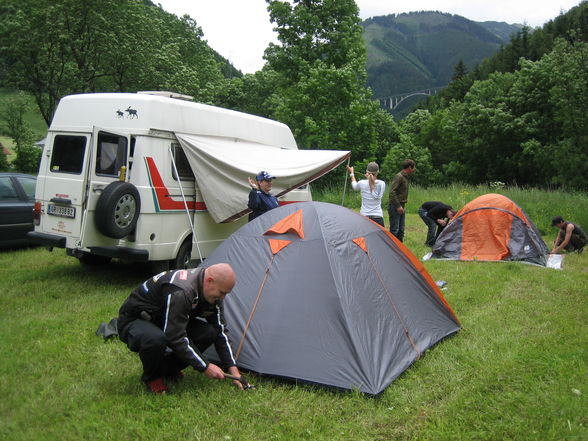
[341,156,351,206]
[168,146,204,262]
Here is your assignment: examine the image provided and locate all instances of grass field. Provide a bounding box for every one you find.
[1,185,587,441]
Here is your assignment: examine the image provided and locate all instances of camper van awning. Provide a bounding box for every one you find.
[176,134,350,223]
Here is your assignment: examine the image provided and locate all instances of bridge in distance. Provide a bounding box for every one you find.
[378,86,447,111]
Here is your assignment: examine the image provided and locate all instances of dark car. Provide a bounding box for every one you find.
[0,172,37,248]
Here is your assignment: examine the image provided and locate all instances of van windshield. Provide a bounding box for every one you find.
[50,135,87,174]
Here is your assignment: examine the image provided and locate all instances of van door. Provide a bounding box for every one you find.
[38,132,90,245]
[79,128,131,248]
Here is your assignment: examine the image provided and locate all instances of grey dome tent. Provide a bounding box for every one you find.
[202,202,460,395]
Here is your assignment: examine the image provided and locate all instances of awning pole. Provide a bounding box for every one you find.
[168,147,203,262]
[341,156,351,206]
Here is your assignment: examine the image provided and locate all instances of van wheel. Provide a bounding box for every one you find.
[150,260,170,275]
[171,240,193,270]
[78,252,112,265]
[95,182,140,238]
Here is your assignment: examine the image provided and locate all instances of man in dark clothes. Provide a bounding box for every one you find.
[247,171,279,221]
[117,263,243,394]
[418,201,456,247]
[387,159,416,242]
[551,216,587,254]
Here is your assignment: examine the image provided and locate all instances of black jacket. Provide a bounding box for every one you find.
[118,268,237,371]
[421,201,452,221]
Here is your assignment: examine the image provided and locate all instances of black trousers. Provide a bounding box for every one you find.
[367,215,385,227]
[119,318,216,382]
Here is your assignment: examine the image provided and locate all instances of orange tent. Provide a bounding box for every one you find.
[431,193,549,265]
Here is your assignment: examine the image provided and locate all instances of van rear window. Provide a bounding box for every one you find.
[50,135,87,174]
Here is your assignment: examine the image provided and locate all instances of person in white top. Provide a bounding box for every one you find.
[346,162,386,227]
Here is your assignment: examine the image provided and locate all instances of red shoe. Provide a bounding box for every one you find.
[145,377,168,394]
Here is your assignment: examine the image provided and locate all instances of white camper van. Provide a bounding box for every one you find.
[29,92,348,269]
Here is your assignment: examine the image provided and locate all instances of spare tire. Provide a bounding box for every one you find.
[95,181,140,238]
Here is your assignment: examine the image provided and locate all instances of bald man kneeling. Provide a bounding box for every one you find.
[117,263,243,394]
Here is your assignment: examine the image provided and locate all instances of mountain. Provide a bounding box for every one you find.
[362,11,523,100]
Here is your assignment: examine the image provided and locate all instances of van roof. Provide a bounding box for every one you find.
[49,93,298,149]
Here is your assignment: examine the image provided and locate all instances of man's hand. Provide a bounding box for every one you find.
[227,366,244,390]
[248,177,258,190]
[438,219,447,227]
[396,206,404,215]
[203,363,225,380]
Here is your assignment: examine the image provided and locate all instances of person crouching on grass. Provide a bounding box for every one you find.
[346,162,386,227]
[551,216,587,254]
[117,264,244,394]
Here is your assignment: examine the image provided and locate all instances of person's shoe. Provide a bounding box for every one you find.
[145,377,168,394]
[165,371,185,382]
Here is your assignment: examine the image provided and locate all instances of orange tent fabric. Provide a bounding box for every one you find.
[431,193,549,264]
[264,209,304,239]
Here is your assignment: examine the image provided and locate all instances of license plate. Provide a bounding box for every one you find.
[48,204,76,218]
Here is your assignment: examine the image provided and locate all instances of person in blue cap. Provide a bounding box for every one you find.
[247,171,279,221]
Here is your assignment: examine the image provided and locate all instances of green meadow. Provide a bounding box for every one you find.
[0,185,586,441]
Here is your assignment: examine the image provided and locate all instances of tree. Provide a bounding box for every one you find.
[381,133,439,185]
[263,0,392,184]
[0,93,41,173]
[443,59,473,101]
[0,0,225,123]
[212,68,281,118]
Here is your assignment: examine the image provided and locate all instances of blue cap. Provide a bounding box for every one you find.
[256,171,275,181]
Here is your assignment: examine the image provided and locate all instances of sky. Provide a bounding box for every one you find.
[156,0,583,74]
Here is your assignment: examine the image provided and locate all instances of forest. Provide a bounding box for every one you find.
[0,0,587,189]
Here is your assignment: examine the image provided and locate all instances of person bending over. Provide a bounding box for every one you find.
[418,201,455,247]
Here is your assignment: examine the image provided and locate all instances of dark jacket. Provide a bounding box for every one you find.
[421,201,453,221]
[248,188,279,221]
[388,171,410,208]
[117,268,237,371]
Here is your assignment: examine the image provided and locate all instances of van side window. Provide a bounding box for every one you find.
[50,135,87,174]
[171,143,194,181]
[96,132,127,177]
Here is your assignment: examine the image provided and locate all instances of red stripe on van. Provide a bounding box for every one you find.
[145,157,206,211]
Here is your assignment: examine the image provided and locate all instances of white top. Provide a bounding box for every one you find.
[351,179,386,217]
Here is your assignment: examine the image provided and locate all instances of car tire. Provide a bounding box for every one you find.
[171,239,193,270]
[95,182,140,238]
